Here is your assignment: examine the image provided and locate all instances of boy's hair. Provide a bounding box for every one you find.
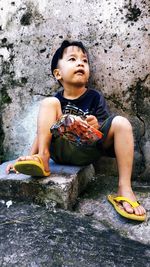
[51,40,88,76]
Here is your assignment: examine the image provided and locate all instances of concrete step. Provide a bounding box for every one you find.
[0,160,95,209]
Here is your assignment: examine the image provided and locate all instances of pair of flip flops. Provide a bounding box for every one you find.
[13,156,146,221]
[14,154,50,177]
[108,194,146,221]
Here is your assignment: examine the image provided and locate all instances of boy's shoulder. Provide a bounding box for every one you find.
[86,88,102,96]
[84,88,104,101]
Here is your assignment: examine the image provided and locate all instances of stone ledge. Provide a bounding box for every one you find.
[0,160,95,209]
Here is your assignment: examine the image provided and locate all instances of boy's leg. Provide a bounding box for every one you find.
[102,116,146,216]
[36,97,62,172]
[18,97,62,172]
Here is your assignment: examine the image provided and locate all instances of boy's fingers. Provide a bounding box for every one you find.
[85,115,99,129]
[86,115,97,124]
[6,164,18,174]
[6,164,14,173]
[85,115,95,122]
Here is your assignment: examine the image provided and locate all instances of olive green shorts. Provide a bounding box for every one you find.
[50,115,116,166]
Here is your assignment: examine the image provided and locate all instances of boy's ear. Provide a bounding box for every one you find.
[53,69,62,81]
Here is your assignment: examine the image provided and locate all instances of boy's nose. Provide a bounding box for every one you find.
[77,60,84,66]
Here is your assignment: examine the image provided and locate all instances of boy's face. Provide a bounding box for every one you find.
[54,46,90,87]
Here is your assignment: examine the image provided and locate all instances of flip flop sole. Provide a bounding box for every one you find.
[108,195,146,222]
[14,161,50,177]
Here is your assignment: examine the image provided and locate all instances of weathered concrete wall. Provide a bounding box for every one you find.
[0,0,150,178]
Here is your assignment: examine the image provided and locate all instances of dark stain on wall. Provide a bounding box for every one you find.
[0,38,27,161]
[0,113,4,163]
[127,75,150,117]
[125,4,141,22]
[125,75,150,175]
[20,12,32,26]
[39,48,46,53]
[105,93,127,112]
[21,77,28,84]
[0,87,12,105]
[0,88,12,163]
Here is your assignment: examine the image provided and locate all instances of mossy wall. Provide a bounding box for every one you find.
[0,0,150,178]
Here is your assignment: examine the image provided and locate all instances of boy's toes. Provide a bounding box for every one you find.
[134,206,146,216]
[122,202,134,214]
[18,155,35,161]
[123,203,146,216]
[18,156,28,161]
[122,202,146,216]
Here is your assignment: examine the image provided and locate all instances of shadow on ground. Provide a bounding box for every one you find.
[0,198,150,267]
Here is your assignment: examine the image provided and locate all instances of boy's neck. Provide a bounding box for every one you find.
[63,85,87,99]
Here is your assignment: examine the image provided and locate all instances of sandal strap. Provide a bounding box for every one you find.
[114,196,140,208]
[32,154,43,165]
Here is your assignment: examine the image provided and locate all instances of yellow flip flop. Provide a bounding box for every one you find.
[107,194,146,221]
[14,154,51,177]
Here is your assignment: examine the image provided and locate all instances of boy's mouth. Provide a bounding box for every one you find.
[74,69,85,75]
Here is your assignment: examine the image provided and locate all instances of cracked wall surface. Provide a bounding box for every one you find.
[0,0,150,178]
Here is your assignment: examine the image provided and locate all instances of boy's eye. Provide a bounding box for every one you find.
[68,57,76,61]
[83,58,88,63]
[68,57,88,63]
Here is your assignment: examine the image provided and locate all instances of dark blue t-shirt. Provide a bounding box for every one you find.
[55,88,110,125]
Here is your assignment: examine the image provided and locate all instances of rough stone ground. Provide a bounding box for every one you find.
[77,174,150,245]
[0,200,150,267]
[0,171,150,266]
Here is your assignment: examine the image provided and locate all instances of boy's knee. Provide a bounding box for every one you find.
[112,116,132,132]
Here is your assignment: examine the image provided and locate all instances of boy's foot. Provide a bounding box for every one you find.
[117,187,146,216]
[14,154,50,177]
[107,187,146,221]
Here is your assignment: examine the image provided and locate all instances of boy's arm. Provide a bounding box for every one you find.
[94,92,111,127]
[85,93,110,129]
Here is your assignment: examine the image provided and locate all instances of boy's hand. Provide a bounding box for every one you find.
[85,115,99,129]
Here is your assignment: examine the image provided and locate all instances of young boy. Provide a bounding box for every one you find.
[6,40,146,220]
